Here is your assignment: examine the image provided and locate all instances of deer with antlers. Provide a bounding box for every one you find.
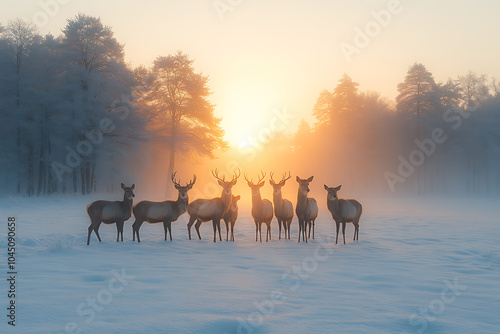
[245,172,274,242]
[270,172,294,240]
[86,183,135,245]
[296,176,318,243]
[132,173,196,242]
[187,169,240,242]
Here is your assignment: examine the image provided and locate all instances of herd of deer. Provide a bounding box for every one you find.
[86,170,363,245]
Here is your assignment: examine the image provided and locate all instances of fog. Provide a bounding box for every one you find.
[1,16,499,208]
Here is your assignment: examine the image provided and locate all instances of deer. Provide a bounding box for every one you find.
[86,183,135,245]
[187,169,240,242]
[324,185,362,244]
[270,172,294,240]
[223,195,240,241]
[245,172,274,242]
[295,176,318,243]
[132,173,196,243]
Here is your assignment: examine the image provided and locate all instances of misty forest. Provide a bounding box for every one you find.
[1,14,500,197]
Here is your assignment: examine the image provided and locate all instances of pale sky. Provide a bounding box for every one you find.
[1,0,499,146]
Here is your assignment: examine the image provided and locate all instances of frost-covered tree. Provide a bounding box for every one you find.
[138,51,227,184]
[313,73,360,129]
[438,78,462,110]
[396,63,441,116]
[457,70,490,110]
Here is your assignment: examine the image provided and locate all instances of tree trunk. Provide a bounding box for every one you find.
[167,139,175,196]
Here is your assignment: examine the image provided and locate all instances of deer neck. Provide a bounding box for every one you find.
[220,190,232,213]
[121,195,133,216]
[273,191,283,209]
[252,191,263,209]
[176,194,189,215]
[328,197,341,217]
[297,191,308,210]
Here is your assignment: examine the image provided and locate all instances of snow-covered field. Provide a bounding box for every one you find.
[1,195,499,334]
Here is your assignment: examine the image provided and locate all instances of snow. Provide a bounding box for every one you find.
[1,195,499,334]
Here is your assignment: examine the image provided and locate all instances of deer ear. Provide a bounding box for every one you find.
[218,180,224,187]
[121,183,125,189]
[307,176,314,182]
[296,176,300,183]
[258,181,265,188]
[235,195,241,200]
[131,184,135,190]
[335,185,342,191]
[324,184,328,190]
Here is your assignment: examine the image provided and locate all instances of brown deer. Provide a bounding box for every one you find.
[245,172,274,242]
[223,195,240,241]
[132,173,196,242]
[86,183,135,245]
[270,172,294,239]
[295,176,318,243]
[324,185,362,244]
[187,169,240,242]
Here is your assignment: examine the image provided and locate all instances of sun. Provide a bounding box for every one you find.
[217,77,281,149]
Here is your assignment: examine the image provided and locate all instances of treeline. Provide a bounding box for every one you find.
[1,14,499,197]
[0,15,225,196]
[276,66,500,196]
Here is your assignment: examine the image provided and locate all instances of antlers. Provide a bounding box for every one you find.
[212,168,240,184]
[245,171,266,186]
[171,172,197,188]
[270,171,291,186]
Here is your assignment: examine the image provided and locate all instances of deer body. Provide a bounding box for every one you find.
[87,183,135,245]
[132,174,195,242]
[295,176,318,243]
[223,195,240,241]
[187,170,240,242]
[325,185,362,244]
[246,172,274,242]
[270,172,294,239]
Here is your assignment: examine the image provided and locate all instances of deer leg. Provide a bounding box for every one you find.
[255,221,258,242]
[187,215,196,240]
[342,221,346,244]
[335,221,340,244]
[268,222,272,241]
[87,224,93,245]
[195,220,202,240]
[217,220,222,242]
[225,220,229,241]
[304,220,310,243]
[168,222,173,241]
[94,222,102,243]
[133,220,144,243]
[259,222,263,243]
[231,221,235,241]
[212,220,217,243]
[116,221,122,242]
[163,221,172,241]
[297,219,301,243]
[278,220,282,240]
[312,220,315,240]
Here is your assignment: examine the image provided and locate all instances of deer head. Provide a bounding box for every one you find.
[296,176,314,196]
[121,183,135,200]
[245,171,266,196]
[270,171,292,195]
[324,184,341,201]
[171,172,196,201]
[212,169,240,195]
